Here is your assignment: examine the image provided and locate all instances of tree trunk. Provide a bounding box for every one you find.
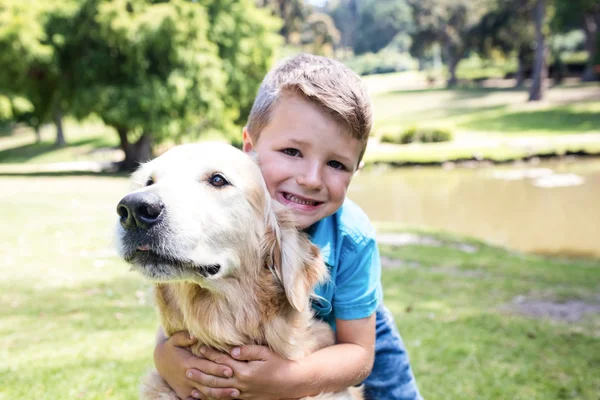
[53,104,66,147]
[516,49,526,88]
[117,128,153,172]
[528,0,547,102]
[552,50,566,85]
[581,13,598,82]
[447,55,460,88]
[278,0,291,44]
[444,38,462,88]
[34,125,41,143]
[134,133,153,163]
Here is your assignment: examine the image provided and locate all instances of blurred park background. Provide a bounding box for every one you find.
[1,0,599,399]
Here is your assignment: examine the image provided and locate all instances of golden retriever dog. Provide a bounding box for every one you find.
[115,142,361,400]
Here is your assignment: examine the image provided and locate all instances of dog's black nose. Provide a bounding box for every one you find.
[117,192,164,230]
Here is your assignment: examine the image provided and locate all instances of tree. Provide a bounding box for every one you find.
[200,0,282,127]
[408,0,492,87]
[56,0,279,171]
[256,0,308,45]
[326,0,358,49]
[0,0,79,146]
[327,0,412,55]
[301,12,341,56]
[554,0,600,81]
[472,0,536,87]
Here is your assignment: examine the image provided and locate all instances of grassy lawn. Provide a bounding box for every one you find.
[2,175,598,399]
[0,120,121,164]
[371,85,600,136]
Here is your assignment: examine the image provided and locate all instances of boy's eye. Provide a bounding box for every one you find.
[282,148,301,157]
[328,160,348,171]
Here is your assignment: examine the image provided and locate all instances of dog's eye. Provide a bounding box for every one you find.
[146,177,155,186]
[208,173,229,188]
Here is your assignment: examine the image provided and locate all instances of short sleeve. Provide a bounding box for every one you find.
[332,236,382,320]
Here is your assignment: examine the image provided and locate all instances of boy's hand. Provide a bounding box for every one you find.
[186,345,302,400]
[154,331,234,400]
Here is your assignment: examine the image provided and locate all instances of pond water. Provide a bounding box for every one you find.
[348,158,600,258]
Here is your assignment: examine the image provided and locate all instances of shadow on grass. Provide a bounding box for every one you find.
[378,105,508,127]
[417,104,507,120]
[460,107,600,134]
[0,170,129,178]
[385,85,525,98]
[0,136,118,163]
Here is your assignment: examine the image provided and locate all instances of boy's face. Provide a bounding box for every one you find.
[243,94,363,229]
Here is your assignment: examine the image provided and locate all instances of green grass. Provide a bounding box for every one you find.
[372,85,600,136]
[1,175,599,399]
[365,81,600,164]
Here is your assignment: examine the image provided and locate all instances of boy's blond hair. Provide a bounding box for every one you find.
[246,53,373,164]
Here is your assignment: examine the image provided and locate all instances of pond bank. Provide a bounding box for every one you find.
[362,132,600,168]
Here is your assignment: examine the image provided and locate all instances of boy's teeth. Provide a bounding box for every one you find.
[285,193,316,206]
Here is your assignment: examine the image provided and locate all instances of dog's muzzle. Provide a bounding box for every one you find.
[117,192,164,230]
[116,191,222,279]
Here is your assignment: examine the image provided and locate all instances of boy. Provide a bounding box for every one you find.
[153,53,422,400]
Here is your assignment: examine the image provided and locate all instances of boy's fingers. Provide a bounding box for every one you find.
[195,386,240,400]
[199,346,238,367]
[230,345,268,361]
[170,331,197,347]
[187,358,233,380]
[187,369,234,389]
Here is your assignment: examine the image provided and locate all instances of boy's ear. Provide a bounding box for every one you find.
[242,127,254,153]
[354,160,365,176]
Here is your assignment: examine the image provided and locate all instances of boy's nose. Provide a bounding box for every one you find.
[297,164,323,190]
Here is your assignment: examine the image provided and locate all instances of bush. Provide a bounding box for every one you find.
[343,49,417,76]
[380,126,453,144]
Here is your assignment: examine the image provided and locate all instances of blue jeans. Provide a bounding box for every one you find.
[362,304,423,400]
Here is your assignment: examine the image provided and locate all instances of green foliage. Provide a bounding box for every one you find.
[0,0,279,160]
[0,0,79,131]
[380,126,453,144]
[0,95,13,120]
[301,12,340,56]
[344,49,417,76]
[199,0,282,126]
[409,0,495,85]
[353,0,412,55]
[59,0,222,141]
[328,0,413,55]
[257,0,307,44]
[553,0,599,32]
[57,0,279,149]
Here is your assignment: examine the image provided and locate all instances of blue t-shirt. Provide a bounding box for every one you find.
[306,198,383,329]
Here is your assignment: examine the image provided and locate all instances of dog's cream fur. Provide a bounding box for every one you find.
[115,142,361,400]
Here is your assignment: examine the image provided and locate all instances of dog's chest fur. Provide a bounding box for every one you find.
[154,268,319,361]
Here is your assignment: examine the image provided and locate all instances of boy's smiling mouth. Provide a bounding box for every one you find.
[279,191,324,210]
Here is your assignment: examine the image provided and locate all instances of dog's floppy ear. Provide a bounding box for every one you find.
[262,201,328,312]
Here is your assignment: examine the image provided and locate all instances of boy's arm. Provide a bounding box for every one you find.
[188,313,376,399]
[291,314,376,393]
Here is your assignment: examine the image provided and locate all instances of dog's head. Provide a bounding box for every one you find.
[115,142,327,311]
